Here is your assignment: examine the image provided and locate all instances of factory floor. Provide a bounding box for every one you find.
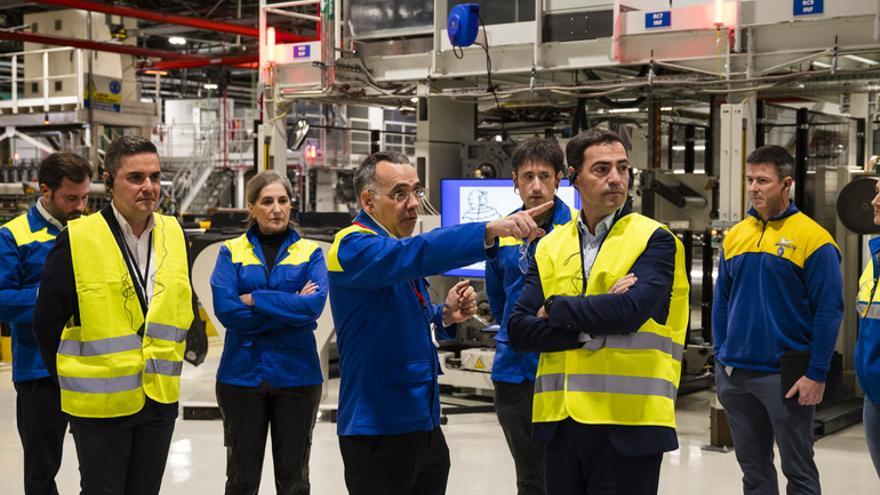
[0,343,878,494]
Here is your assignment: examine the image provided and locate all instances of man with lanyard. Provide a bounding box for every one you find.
[713,145,842,494]
[327,150,552,495]
[33,135,194,495]
[0,152,91,494]
[485,137,573,495]
[509,128,689,495]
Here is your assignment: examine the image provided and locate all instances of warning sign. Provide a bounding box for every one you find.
[84,79,122,112]
[474,358,484,370]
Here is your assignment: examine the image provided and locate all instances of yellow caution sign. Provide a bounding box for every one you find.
[475,357,484,370]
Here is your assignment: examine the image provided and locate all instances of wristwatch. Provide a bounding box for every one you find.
[542,296,556,315]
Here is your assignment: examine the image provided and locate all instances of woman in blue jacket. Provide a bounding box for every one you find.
[211,171,328,494]
[858,179,880,478]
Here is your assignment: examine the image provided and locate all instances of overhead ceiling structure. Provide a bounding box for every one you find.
[0,0,318,103]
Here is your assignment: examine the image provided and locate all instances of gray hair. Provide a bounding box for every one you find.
[245,170,296,229]
[353,150,410,197]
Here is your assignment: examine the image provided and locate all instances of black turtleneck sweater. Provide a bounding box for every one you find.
[258,227,289,271]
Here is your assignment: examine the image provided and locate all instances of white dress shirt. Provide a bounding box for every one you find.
[111,202,157,303]
[575,209,618,344]
[35,198,64,230]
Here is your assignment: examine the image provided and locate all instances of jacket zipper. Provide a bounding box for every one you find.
[756,220,768,247]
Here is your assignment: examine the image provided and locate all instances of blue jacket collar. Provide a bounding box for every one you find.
[748,203,799,222]
[870,236,880,257]
[245,225,301,266]
[512,196,572,230]
[26,204,60,235]
[353,210,391,238]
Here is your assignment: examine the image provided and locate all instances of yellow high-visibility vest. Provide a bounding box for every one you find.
[58,212,193,418]
[532,212,689,428]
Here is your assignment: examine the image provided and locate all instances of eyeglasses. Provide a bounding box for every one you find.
[372,187,426,204]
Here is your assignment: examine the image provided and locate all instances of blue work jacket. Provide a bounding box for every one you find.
[210,227,328,388]
[485,197,573,384]
[857,236,880,404]
[327,211,494,436]
[0,205,59,382]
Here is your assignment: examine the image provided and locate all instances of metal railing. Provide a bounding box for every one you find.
[154,118,255,213]
[0,46,84,113]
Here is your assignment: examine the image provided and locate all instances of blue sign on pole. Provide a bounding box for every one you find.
[645,11,671,29]
[793,0,823,16]
[293,44,311,59]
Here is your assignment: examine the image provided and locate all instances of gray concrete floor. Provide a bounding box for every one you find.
[0,343,878,494]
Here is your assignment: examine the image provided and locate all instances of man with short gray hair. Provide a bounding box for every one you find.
[329,150,553,495]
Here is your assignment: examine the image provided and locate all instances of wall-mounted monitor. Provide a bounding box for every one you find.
[440,178,581,278]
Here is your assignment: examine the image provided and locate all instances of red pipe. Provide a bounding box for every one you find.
[0,29,205,60]
[29,0,314,43]
[141,54,258,70]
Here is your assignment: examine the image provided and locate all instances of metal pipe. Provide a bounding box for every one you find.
[533,0,542,70]
[27,0,312,43]
[0,29,204,60]
[265,7,320,22]
[795,107,809,211]
[142,55,258,70]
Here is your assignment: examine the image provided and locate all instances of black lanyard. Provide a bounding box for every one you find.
[109,221,153,318]
[122,232,152,302]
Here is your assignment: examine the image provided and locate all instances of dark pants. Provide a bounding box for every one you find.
[494,380,545,495]
[216,382,322,495]
[70,400,176,495]
[15,377,68,495]
[715,364,820,495]
[338,427,450,495]
[544,419,662,495]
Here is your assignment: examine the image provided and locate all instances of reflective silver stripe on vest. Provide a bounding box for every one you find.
[57,334,142,357]
[857,302,880,320]
[534,373,566,393]
[603,333,684,359]
[58,373,142,394]
[144,359,183,377]
[567,374,677,399]
[146,323,188,343]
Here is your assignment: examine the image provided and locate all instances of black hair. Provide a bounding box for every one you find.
[511,137,565,175]
[104,135,158,179]
[565,128,627,176]
[746,144,794,179]
[37,151,93,190]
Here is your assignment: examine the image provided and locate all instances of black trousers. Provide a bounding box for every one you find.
[15,377,68,495]
[338,427,450,495]
[216,381,322,495]
[494,380,545,495]
[69,399,176,495]
[544,419,663,495]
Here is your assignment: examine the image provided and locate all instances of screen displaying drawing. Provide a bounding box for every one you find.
[440,179,581,278]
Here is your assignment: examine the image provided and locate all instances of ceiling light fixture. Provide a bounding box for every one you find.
[168,36,186,46]
[204,83,218,90]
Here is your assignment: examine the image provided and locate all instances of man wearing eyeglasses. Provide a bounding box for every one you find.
[484,137,574,495]
[327,150,553,495]
[509,128,689,495]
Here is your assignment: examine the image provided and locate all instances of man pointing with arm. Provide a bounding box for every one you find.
[327,150,550,495]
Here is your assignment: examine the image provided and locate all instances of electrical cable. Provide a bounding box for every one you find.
[476,13,508,140]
